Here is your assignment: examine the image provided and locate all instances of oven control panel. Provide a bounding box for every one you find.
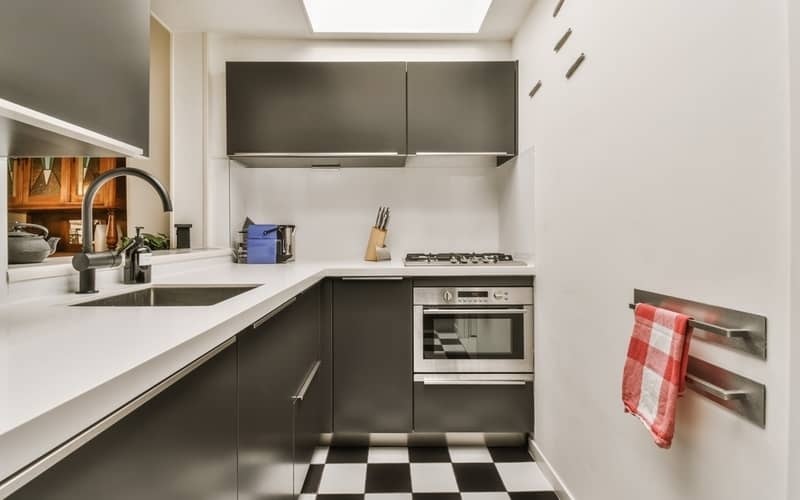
[414,287,533,306]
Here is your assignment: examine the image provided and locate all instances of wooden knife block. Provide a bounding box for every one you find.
[364,227,388,261]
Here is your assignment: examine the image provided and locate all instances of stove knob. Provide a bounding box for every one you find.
[443,290,454,302]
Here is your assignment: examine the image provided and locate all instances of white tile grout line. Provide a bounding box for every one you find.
[529,437,576,500]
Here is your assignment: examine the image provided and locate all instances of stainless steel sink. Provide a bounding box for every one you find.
[73,286,260,307]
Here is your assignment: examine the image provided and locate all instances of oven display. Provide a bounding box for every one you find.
[457,291,488,298]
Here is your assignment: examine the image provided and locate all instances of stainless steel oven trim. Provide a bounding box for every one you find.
[413,304,534,373]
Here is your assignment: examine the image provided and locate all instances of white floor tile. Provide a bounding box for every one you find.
[318,463,367,494]
[365,494,413,500]
[495,462,554,492]
[448,445,493,463]
[298,495,316,500]
[461,493,511,500]
[311,446,329,465]
[409,463,458,493]
[368,447,410,463]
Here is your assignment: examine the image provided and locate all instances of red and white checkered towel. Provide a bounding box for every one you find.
[622,303,693,449]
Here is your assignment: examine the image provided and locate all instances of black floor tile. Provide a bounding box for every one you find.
[488,446,534,463]
[412,494,461,500]
[326,446,369,463]
[509,493,560,500]
[316,495,365,500]
[301,464,324,493]
[452,463,505,492]
[365,463,412,493]
[408,446,451,463]
[407,434,448,447]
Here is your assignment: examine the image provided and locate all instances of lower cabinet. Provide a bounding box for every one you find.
[9,343,238,500]
[413,375,534,433]
[333,277,413,433]
[238,284,322,500]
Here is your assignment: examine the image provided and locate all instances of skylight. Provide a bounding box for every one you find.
[302,0,493,34]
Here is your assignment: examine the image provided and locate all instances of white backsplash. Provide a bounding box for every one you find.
[229,156,514,261]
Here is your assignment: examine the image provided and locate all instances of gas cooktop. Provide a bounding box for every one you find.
[404,252,525,266]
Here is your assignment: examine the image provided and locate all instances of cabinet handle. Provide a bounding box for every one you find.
[292,361,321,401]
[422,380,527,386]
[423,308,526,315]
[253,297,297,329]
[340,276,403,281]
[0,338,236,498]
[413,152,510,156]
[231,152,401,157]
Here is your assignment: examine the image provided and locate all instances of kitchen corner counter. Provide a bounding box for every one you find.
[0,258,534,483]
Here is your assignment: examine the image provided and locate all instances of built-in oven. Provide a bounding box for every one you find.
[413,286,533,374]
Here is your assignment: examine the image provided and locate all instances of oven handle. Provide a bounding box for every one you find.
[422,379,527,386]
[422,308,527,315]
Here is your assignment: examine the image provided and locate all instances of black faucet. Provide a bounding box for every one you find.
[72,168,172,294]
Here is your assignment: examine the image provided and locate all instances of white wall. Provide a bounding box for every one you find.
[498,148,535,261]
[172,32,206,248]
[207,36,514,256]
[788,0,800,496]
[230,158,502,260]
[127,17,172,238]
[514,1,790,499]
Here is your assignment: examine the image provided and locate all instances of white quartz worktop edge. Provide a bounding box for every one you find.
[0,258,534,483]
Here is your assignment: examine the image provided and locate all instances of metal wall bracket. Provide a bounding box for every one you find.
[528,81,542,99]
[631,289,767,359]
[566,53,585,79]
[553,0,566,17]
[686,356,766,428]
[554,28,572,52]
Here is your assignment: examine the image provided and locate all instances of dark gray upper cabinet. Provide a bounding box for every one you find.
[10,343,237,500]
[0,0,150,156]
[226,62,407,157]
[407,61,517,157]
[333,278,412,433]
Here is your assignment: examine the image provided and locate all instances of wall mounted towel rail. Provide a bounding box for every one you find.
[685,356,766,427]
[629,289,767,359]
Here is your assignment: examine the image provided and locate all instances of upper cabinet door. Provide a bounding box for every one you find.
[0,0,150,157]
[226,62,407,155]
[407,61,517,156]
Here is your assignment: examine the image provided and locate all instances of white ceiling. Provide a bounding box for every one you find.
[151,0,535,40]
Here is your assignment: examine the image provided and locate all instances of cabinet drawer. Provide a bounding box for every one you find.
[413,375,533,433]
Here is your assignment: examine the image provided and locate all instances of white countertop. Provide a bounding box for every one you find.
[0,256,534,482]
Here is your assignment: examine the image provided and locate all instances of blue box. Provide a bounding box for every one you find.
[247,224,279,264]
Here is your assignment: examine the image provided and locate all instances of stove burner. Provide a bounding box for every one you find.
[404,252,521,266]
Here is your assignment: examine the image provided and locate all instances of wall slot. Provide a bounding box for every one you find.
[528,81,542,99]
[566,53,586,79]
[553,0,566,17]
[554,28,573,52]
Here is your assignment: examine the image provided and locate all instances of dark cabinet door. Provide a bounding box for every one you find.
[226,62,407,155]
[407,61,517,155]
[10,343,237,500]
[238,286,323,499]
[0,0,150,154]
[292,284,323,494]
[238,302,298,500]
[333,278,413,433]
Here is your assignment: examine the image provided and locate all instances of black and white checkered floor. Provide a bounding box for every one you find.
[299,445,558,499]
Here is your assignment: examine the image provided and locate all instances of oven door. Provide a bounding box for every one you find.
[413,305,533,373]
